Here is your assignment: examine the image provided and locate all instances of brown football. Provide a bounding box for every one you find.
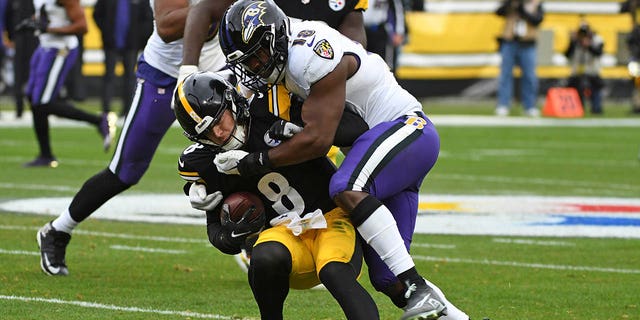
[222,192,265,223]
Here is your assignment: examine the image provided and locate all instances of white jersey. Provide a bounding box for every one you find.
[284,21,420,128]
[34,0,79,49]
[143,0,225,78]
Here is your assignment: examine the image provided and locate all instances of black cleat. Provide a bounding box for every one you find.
[37,222,71,276]
[400,279,447,320]
[23,156,59,168]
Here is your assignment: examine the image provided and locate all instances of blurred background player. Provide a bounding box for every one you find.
[92,0,153,116]
[564,19,604,115]
[174,71,379,320]
[494,0,544,117]
[22,0,115,167]
[364,0,406,73]
[36,0,227,276]
[6,0,38,119]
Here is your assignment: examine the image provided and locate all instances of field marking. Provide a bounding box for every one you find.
[411,243,457,249]
[0,225,208,244]
[414,255,640,274]
[0,295,233,319]
[492,238,576,247]
[0,182,80,192]
[0,249,39,256]
[110,245,187,254]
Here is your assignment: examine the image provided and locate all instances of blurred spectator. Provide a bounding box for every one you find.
[364,0,406,73]
[620,0,640,113]
[5,0,38,119]
[403,0,424,12]
[0,0,7,96]
[495,0,544,117]
[93,0,152,116]
[565,19,604,115]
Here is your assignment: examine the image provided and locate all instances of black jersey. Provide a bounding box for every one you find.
[275,0,367,30]
[178,94,337,222]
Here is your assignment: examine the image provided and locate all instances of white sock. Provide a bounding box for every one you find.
[424,278,470,320]
[51,209,79,234]
[356,205,414,275]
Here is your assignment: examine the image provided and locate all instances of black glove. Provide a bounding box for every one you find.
[237,151,272,177]
[15,17,48,35]
[517,2,527,16]
[220,203,265,239]
[268,119,303,141]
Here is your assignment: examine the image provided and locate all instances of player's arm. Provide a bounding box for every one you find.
[267,57,351,167]
[182,0,234,65]
[338,11,367,47]
[51,0,87,35]
[154,0,190,43]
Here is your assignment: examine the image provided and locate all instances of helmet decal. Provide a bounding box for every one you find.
[241,2,268,44]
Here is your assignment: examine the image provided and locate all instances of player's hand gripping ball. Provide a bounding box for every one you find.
[220,192,266,238]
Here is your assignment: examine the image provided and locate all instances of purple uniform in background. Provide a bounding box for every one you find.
[26,47,79,105]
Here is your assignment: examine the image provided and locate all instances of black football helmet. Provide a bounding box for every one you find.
[218,0,289,92]
[173,71,251,151]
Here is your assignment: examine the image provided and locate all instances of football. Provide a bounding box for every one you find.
[222,191,265,223]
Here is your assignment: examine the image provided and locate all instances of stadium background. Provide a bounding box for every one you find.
[71,0,635,100]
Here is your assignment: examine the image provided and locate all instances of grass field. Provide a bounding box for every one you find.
[1,100,639,320]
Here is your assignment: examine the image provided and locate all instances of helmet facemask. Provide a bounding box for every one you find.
[174,72,252,152]
[220,0,289,93]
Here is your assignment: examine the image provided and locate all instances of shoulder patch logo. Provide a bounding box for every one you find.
[313,40,334,59]
[328,0,346,11]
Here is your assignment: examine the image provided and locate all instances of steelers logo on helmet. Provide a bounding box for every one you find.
[173,71,251,151]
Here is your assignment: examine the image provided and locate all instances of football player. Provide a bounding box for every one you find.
[179,0,367,162]
[215,1,467,319]
[36,0,229,276]
[174,71,378,319]
[23,0,116,167]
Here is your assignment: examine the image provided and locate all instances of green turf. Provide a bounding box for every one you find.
[1,103,640,319]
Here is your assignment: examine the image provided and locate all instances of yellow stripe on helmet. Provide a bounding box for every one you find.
[177,79,202,123]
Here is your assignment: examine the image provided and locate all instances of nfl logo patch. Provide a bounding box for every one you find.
[328,0,345,11]
[313,40,334,59]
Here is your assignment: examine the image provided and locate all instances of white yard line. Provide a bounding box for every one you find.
[492,238,575,247]
[109,245,187,254]
[414,255,640,274]
[0,249,39,256]
[0,295,232,319]
[0,225,208,243]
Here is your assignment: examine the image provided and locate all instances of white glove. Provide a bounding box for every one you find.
[269,210,327,236]
[188,183,223,211]
[214,150,249,175]
[172,65,199,109]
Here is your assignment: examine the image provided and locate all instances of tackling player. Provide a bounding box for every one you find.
[174,71,378,319]
[215,1,468,319]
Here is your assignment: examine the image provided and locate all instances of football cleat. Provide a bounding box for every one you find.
[23,156,59,168]
[37,222,71,276]
[401,279,447,320]
[98,112,117,152]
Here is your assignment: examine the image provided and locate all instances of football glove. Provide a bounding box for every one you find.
[15,17,48,35]
[220,203,265,240]
[188,183,222,211]
[268,120,303,141]
[171,65,199,109]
